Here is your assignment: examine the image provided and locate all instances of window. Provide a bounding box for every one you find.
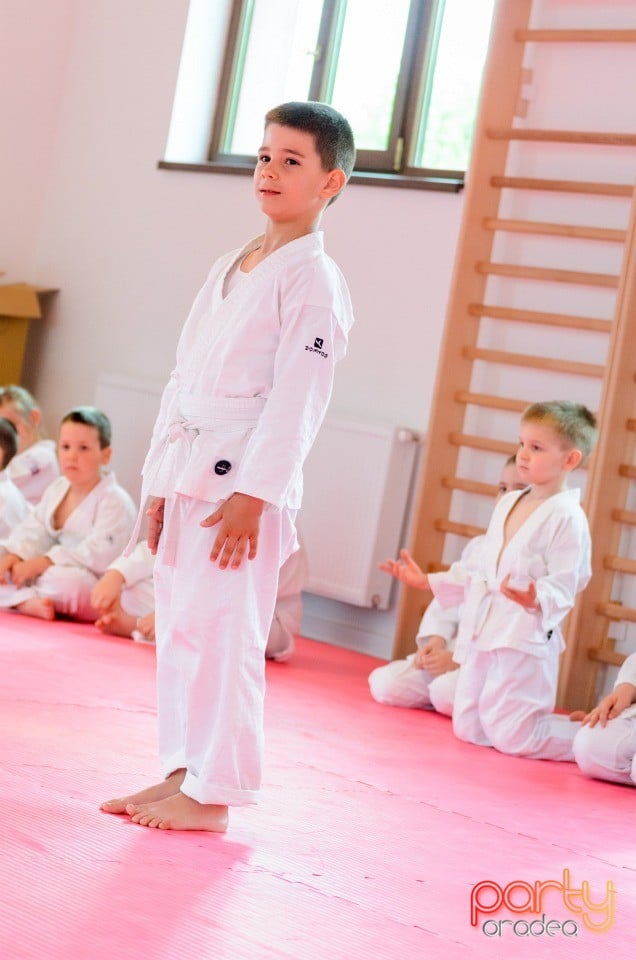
[164,0,496,189]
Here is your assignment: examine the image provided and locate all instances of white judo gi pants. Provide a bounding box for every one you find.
[573,711,636,786]
[154,493,297,806]
[368,654,459,717]
[453,646,577,761]
[120,580,155,619]
[0,565,98,620]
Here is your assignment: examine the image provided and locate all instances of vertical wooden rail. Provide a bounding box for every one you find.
[392,0,533,658]
[558,188,636,711]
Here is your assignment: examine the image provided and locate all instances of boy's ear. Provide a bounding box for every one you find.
[321,168,347,201]
[564,447,583,471]
[101,446,112,466]
[30,408,41,428]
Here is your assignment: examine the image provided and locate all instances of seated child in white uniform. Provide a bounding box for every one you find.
[382,401,597,762]
[0,406,136,622]
[0,418,30,538]
[573,652,636,786]
[0,385,59,504]
[369,456,525,715]
[91,538,308,658]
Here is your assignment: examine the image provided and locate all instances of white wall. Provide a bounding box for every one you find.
[2,0,634,663]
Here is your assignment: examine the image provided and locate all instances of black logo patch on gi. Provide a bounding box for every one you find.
[214,460,232,476]
[314,337,324,349]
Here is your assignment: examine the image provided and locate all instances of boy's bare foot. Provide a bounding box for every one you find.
[127,792,229,832]
[569,710,586,722]
[95,603,137,638]
[16,597,55,620]
[100,768,186,814]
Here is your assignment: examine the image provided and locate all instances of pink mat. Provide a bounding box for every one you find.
[0,610,634,959]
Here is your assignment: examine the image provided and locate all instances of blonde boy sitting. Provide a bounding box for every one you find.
[382,402,597,761]
[370,456,524,715]
[0,385,59,504]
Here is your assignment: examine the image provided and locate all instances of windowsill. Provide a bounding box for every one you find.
[157,160,464,193]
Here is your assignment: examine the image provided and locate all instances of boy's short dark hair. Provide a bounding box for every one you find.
[265,100,356,181]
[522,401,598,462]
[61,406,112,449]
[0,417,18,470]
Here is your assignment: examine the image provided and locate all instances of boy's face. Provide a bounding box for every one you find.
[254,123,342,224]
[58,422,111,488]
[516,420,580,488]
[496,462,526,500]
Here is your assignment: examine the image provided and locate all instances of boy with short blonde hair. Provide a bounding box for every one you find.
[382,401,597,761]
[0,385,59,504]
[101,101,355,832]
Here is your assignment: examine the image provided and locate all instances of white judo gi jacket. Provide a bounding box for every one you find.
[0,472,137,576]
[429,487,591,663]
[137,231,353,525]
[0,470,30,539]
[8,439,59,505]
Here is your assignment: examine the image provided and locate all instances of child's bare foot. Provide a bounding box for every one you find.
[95,603,137,638]
[16,597,55,620]
[127,792,229,832]
[569,710,586,722]
[100,768,186,814]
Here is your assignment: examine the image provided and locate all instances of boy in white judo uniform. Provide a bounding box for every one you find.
[101,101,355,832]
[573,653,636,786]
[0,418,30,538]
[369,456,525,714]
[382,401,597,761]
[0,385,59,504]
[0,407,137,621]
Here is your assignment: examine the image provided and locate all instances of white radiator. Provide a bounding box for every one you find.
[298,417,421,609]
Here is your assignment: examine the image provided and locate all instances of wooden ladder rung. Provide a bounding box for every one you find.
[491,176,633,198]
[619,465,636,480]
[598,602,636,623]
[448,431,517,456]
[442,475,498,498]
[612,509,636,526]
[516,29,636,43]
[463,345,605,379]
[468,303,612,333]
[487,128,636,147]
[483,218,626,243]
[434,518,485,539]
[604,556,636,575]
[476,261,619,288]
[627,419,636,432]
[455,390,529,413]
[588,648,627,668]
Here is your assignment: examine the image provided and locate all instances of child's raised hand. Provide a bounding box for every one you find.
[146,497,166,555]
[582,683,636,728]
[201,492,264,569]
[11,555,52,588]
[500,573,539,611]
[379,549,429,590]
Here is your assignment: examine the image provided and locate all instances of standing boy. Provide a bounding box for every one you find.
[382,401,597,761]
[102,102,355,831]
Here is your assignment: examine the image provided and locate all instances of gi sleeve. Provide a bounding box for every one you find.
[1,500,54,559]
[415,598,459,649]
[533,510,591,634]
[616,652,636,689]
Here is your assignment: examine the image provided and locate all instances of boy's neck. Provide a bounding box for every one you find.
[258,216,321,256]
[67,475,103,498]
[525,477,569,501]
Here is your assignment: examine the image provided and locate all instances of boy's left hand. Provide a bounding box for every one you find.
[201,493,264,569]
[500,573,538,611]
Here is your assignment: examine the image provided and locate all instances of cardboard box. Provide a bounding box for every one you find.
[0,283,53,383]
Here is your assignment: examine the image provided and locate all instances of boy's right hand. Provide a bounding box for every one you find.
[582,683,636,728]
[379,549,429,591]
[91,569,126,611]
[146,497,166,554]
[0,553,21,583]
